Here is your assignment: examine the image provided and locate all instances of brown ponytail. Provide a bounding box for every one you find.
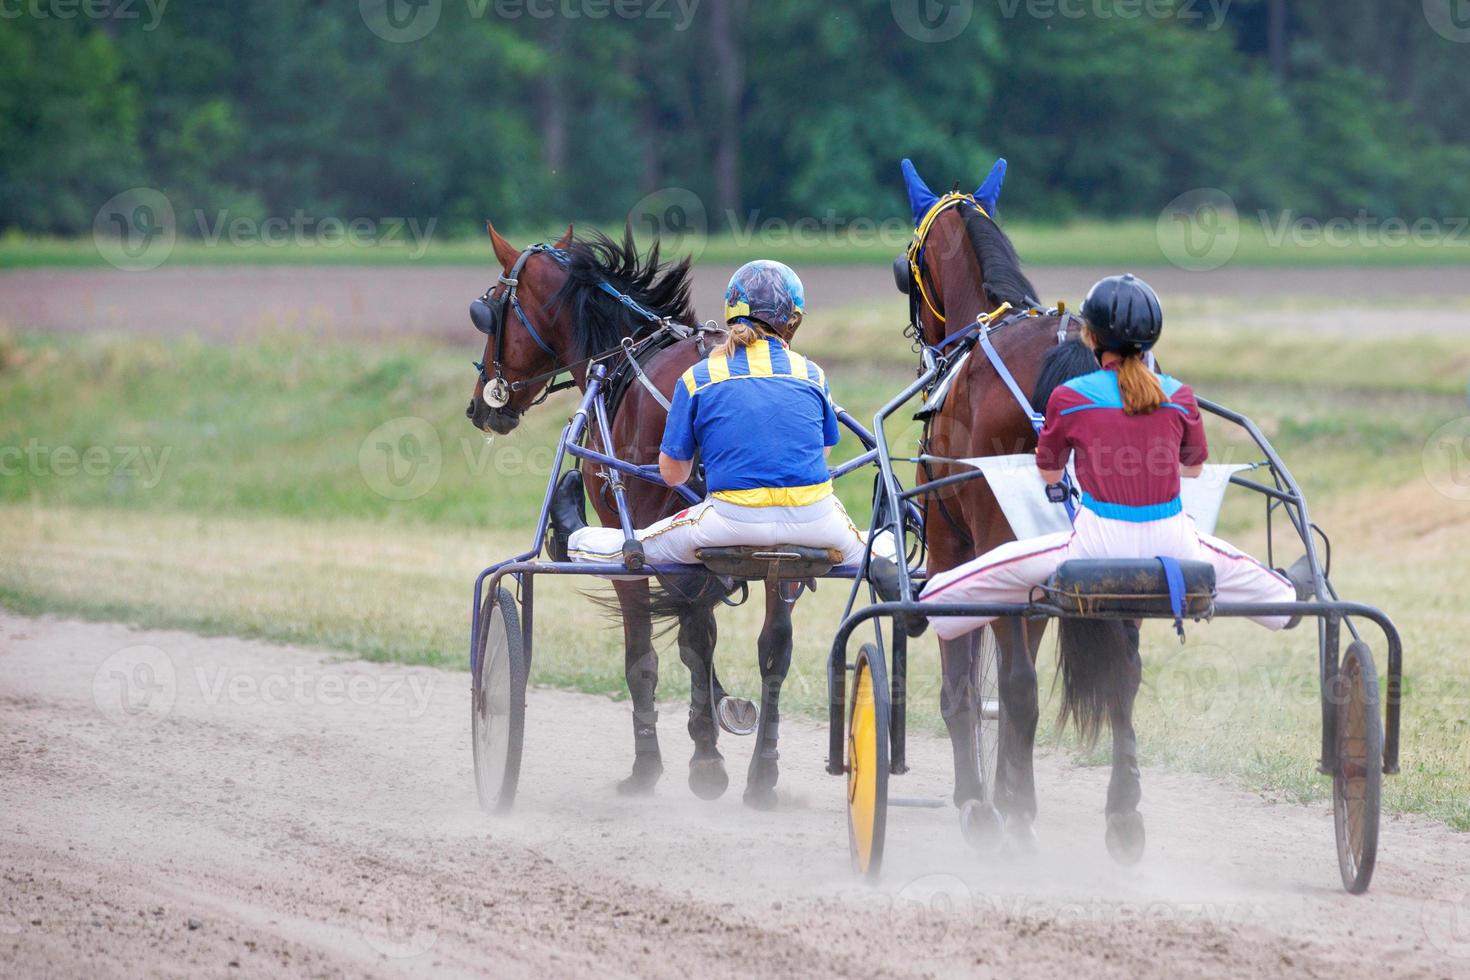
[720,320,770,358]
[1116,353,1166,415]
[1082,322,1165,415]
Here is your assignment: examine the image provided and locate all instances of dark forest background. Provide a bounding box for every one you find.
[4,0,1469,236]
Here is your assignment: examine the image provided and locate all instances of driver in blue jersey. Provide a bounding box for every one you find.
[548,260,891,567]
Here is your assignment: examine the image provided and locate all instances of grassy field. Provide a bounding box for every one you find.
[1,321,1467,828]
[7,216,1470,269]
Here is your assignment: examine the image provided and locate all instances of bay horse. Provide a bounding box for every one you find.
[465,223,799,808]
[898,160,1146,860]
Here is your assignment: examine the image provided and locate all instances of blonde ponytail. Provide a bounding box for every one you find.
[1117,353,1165,415]
[720,320,769,358]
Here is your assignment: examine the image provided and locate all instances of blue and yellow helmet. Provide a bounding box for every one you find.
[724,260,806,333]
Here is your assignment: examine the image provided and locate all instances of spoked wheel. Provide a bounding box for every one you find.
[975,626,1002,801]
[472,587,527,814]
[847,643,890,881]
[960,627,1005,849]
[1333,640,1382,894]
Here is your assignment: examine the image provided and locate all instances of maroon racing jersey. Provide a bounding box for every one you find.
[1035,364,1207,522]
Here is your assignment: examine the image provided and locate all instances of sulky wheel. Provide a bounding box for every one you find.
[975,625,1002,803]
[1333,640,1382,894]
[959,626,1006,851]
[472,586,528,814]
[847,643,890,881]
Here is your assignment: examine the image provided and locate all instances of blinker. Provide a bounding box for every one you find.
[470,296,501,336]
[892,255,911,295]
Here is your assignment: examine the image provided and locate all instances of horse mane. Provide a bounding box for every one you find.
[961,206,1040,311]
[551,227,697,360]
[1031,339,1099,414]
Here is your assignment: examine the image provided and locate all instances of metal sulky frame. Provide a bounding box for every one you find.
[466,361,916,818]
[826,349,1404,894]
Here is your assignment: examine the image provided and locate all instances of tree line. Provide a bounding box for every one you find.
[3,0,1468,237]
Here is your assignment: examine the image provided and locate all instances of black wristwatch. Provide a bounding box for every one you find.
[1045,482,1069,504]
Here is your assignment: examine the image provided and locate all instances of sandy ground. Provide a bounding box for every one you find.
[3,612,1467,979]
[3,265,1468,342]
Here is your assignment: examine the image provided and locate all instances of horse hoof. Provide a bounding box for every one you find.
[688,755,729,800]
[1003,816,1039,856]
[742,783,779,811]
[959,800,1003,852]
[1105,811,1146,866]
[617,754,663,796]
[716,696,758,736]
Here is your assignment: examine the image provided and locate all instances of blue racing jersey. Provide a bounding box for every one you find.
[660,337,839,507]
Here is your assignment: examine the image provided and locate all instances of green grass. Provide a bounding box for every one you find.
[1,323,1467,829]
[7,216,1470,269]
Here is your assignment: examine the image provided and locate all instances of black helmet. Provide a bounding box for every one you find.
[1081,274,1163,353]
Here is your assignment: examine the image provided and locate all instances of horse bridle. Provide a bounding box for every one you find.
[470,241,697,413]
[900,191,988,332]
[471,243,566,409]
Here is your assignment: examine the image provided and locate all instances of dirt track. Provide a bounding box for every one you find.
[3,265,1469,342]
[4,612,1467,978]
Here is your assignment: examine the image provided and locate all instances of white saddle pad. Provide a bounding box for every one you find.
[956,455,1251,540]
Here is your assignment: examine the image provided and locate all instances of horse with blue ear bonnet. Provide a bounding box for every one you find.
[892,157,1146,861]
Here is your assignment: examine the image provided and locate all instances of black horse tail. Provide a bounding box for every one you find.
[1056,619,1140,745]
[1031,338,1098,415]
[591,570,735,635]
[642,571,737,629]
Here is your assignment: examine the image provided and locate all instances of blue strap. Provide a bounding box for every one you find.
[979,327,1045,432]
[508,293,557,357]
[1155,555,1187,642]
[503,250,663,359]
[976,325,1078,524]
[501,244,563,358]
[596,280,663,324]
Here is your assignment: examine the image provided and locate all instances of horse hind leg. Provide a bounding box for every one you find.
[677,602,729,801]
[613,580,664,796]
[940,633,983,806]
[995,617,1040,852]
[1104,621,1146,865]
[945,631,1008,851]
[743,582,793,810]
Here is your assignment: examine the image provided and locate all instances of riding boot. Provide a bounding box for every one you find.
[1278,554,1314,630]
[869,555,928,638]
[547,470,589,562]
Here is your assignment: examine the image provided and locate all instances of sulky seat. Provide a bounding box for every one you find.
[695,545,841,581]
[1041,559,1216,619]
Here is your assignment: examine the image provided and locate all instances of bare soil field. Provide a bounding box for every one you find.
[3,265,1468,343]
[4,613,1467,979]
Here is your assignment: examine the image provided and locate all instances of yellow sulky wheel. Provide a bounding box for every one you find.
[847,643,890,880]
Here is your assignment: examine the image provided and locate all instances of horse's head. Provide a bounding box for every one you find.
[896,157,1038,347]
[466,222,575,434]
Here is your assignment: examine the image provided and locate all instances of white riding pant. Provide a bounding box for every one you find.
[567,494,886,567]
[919,508,1296,641]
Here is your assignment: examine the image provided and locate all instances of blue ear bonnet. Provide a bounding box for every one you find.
[901,159,940,227]
[901,157,1008,225]
[975,158,1007,215]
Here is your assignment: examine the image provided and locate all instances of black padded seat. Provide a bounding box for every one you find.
[1042,559,1216,618]
[695,545,841,580]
